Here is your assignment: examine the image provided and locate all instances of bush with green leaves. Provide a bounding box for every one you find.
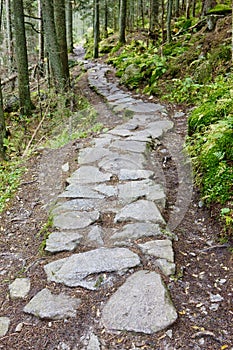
[186,76,233,208]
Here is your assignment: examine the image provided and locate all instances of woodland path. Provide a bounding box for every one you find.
[0,48,232,350]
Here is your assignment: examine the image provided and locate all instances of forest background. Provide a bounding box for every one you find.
[0,0,232,238]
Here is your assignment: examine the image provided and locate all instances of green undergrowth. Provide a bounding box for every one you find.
[1,73,105,213]
[186,77,233,235]
[0,161,26,213]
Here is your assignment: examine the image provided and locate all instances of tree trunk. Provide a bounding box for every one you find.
[66,0,74,53]
[38,0,44,65]
[6,0,14,89]
[0,77,6,160]
[140,0,145,29]
[41,0,66,91]
[104,0,108,38]
[186,0,191,19]
[167,0,173,43]
[54,0,70,85]
[119,0,127,44]
[175,0,179,17]
[149,0,159,33]
[93,0,100,58]
[12,0,33,116]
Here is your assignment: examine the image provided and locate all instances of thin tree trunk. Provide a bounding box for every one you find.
[150,0,159,33]
[38,0,44,65]
[41,0,66,91]
[6,0,14,90]
[192,0,197,17]
[66,0,74,53]
[161,0,165,43]
[140,0,145,29]
[175,0,180,17]
[119,0,127,44]
[186,0,191,19]
[12,0,33,116]
[54,0,69,85]
[104,0,108,38]
[0,0,3,31]
[93,0,100,58]
[0,77,6,160]
[167,0,173,43]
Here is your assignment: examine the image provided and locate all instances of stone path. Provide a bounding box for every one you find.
[1,61,179,347]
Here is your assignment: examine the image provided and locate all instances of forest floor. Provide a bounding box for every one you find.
[0,52,232,350]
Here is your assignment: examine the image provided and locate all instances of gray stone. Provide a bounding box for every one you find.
[138,240,174,262]
[45,231,83,253]
[44,248,140,290]
[101,270,177,334]
[53,199,99,214]
[111,222,163,242]
[114,200,165,225]
[155,259,176,276]
[98,153,145,174]
[110,140,146,153]
[59,185,105,199]
[87,226,104,246]
[107,93,131,102]
[67,166,112,184]
[62,162,69,172]
[87,333,100,350]
[118,169,154,181]
[127,103,158,114]
[118,180,166,207]
[127,129,154,142]
[78,147,113,164]
[24,288,80,320]
[120,64,141,85]
[147,120,174,136]
[54,211,100,230]
[9,278,30,299]
[0,317,10,337]
[109,128,133,137]
[94,183,118,197]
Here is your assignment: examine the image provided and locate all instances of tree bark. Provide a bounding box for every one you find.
[0,77,6,160]
[104,0,108,38]
[119,0,127,44]
[41,0,66,91]
[54,0,69,84]
[66,0,74,53]
[167,0,173,43]
[93,0,100,58]
[6,0,14,89]
[149,0,159,33]
[12,0,33,116]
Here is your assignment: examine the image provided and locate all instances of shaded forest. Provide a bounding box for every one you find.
[0,0,232,236]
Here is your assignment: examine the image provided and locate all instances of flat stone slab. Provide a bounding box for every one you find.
[110,140,146,153]
[0,317,10,337]
[9,278,30,299]
[87,226,104,246]
[111,222,163,243]
[138,240,174,262]
[101,270,177,334]
[114,200,165,225]
[45,231,83,253]
[53,210,100,230]
[67,166,112,184]
[118,169,154,181]
[156,259,176,276]
[44,248,140,290]
[118,180,166,207]
[53,199,100,214]
[59,185,105,199]
[98,153,146,174]
[24,288,80,320]
[78,148,117,165]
